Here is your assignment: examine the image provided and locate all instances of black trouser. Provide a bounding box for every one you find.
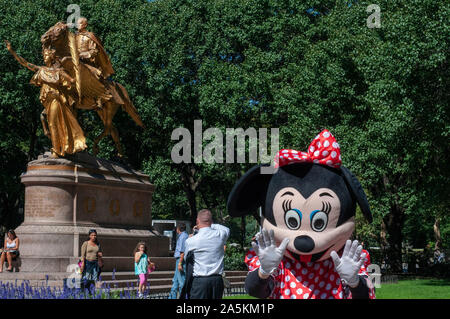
[189,274,224,299]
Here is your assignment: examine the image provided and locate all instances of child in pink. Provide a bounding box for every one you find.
[134,242,155,298]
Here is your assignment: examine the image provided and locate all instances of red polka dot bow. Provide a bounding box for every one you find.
[274,129,342,169]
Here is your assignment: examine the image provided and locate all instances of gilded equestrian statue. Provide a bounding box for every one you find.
[6,18,143,158]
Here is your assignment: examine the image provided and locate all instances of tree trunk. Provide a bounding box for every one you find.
[179,164,201,226]
[241,216,246,249]
[383,204,405,273]
[380,218,388,264]
[0,192,21,231]
[27,116,37,162]
[185,186,197,227]
[433,217,442,251]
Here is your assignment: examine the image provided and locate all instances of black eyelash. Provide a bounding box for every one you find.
[283,200,292,212]
[321,201,331,214]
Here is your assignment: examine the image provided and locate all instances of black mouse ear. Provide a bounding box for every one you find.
[227,165,272,217]
[341,166,373,223]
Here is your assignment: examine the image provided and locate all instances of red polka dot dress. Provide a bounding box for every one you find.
[245,249,376,299]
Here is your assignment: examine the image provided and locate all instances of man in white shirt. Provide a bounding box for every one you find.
[183,209,230,299]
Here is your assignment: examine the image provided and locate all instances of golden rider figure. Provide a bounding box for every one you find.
[5,40,87,157]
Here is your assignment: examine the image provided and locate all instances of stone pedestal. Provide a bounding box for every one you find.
[15,152,169,272]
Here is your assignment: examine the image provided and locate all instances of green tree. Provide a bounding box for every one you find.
[275,0,449,270]
[1,0,448,269]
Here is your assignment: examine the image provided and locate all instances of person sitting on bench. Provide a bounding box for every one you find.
[0,230,20,272]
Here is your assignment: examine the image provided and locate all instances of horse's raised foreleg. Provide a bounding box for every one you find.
[93,102,123,157]
[92,129,107,156]
[92,108,107,156]
[110,125,124,158]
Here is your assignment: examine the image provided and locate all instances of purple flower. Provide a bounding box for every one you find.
[0,278,138,299]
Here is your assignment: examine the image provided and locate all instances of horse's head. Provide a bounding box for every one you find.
[41,22,68,52]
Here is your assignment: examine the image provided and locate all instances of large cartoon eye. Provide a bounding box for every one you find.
[310,210,328,232]
[284,209,302,230]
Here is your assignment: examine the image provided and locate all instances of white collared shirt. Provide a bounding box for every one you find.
[185,224,230,277]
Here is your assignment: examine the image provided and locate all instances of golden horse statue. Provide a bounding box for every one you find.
[6,20,143,158]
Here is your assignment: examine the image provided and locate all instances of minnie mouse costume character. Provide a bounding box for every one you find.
[227,129,375,299]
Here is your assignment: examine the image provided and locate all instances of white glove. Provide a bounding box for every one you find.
[252,229,289,277]
[330,239,367,288]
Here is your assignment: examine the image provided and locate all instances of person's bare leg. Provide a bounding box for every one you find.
[6,252,13,270]
[0,252,5,272]
[143,279,147,296]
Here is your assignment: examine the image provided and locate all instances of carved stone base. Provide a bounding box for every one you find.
[16,152,169,272]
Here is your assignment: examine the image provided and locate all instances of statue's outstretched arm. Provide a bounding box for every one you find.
[4,40,39,72]
[59,70,75,84]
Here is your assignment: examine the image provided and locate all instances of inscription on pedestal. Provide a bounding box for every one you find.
[109,199,120,216]
[24,186,72,221]
[83,197,96,214]
[133,201,144,217]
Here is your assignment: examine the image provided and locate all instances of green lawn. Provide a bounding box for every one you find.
[225,295,257,299]
[376,278,450,299]
[224,279,450,299]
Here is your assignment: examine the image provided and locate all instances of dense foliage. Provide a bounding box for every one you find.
[0,0,448,271]
[224,244,248,271]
